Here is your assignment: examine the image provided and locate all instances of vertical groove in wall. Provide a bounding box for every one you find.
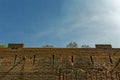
[33,55,36,65]
[14,55,17,65]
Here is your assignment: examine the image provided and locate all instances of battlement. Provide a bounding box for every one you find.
[8,43,24,49]
[7,43,112,49]
[95,44,112,49]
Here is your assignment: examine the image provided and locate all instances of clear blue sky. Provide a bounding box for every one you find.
[0,0,120,47]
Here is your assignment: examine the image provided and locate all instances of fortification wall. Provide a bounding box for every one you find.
[0,44,120,80]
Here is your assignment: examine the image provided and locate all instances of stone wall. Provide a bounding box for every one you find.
[0,44,120,80]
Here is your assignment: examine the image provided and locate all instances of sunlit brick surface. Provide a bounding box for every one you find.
[0,44,120,80]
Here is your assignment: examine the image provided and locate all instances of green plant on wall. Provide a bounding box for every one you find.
[41,45,54,48]
[81,44,91,48]
[0,44,6,48]
[66,42,78,48]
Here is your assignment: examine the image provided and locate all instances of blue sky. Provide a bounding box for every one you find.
[0,0,120,48]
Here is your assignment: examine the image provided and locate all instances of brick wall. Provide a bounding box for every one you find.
[0,44,120,80]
